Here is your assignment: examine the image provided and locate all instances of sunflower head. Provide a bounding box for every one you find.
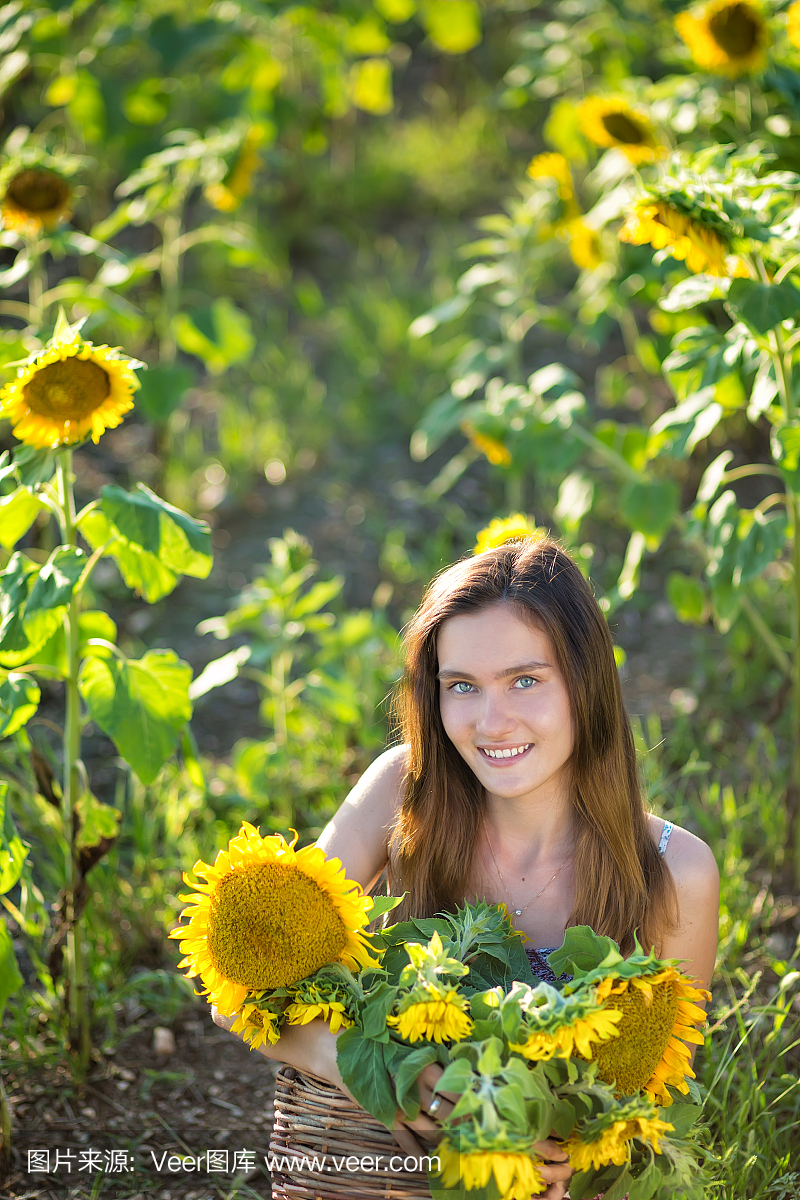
[564,1097,674,1171]
[578,98,664,164]
[676,0,770,76]
[169,823,377,1015]
[230,999,282,1050]
[462,421,512,466]
[1,167,72,235]
[388,985,473,1044]
[567,219,604,271]
[474,514,542,554]
[620,195,731,276]
[438,1142,547,1198]
[0,314,143,449]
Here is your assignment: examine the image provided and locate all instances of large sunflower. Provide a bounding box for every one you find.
[578,98,664,164]
[511,1006,622,1061]
[675,0,770,76]
[438,1142,547,1199]
[587,967,709,1105]
[474,514,542,553]
[0,330,142,449]
[619,197,730,276]
[0,167,72,235]
[169,823,376,1016]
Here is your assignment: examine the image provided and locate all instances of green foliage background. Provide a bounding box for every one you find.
[0,0,799,1195]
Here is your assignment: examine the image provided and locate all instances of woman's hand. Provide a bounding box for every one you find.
[398,1064,572,1199]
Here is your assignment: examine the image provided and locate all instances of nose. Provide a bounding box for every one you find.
[475,687,516,741]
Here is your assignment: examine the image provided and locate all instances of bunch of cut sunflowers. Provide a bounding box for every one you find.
[170,824,711,1200]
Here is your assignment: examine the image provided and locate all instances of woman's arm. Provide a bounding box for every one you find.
[654,820,720,990]
[316,743,408,889]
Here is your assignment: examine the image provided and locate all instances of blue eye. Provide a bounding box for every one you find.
[451,682,475,693]
[514,676,535,689]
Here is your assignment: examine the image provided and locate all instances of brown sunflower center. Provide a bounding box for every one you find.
[601,112,646,145]
[708,3,759,56]
[206,862,348,990]
[22,357,111,422]
[592,980,678,1095]
[6,169,70,215]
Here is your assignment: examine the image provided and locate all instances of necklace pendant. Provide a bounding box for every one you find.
[514,909,522,916]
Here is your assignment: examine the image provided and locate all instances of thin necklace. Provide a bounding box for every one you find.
[481,813,571,918]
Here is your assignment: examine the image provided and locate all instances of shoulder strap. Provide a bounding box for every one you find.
[658,820,673,857]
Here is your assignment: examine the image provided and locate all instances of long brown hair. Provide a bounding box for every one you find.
[388,537,676,953]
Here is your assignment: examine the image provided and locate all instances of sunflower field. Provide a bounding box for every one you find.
[0,0,799,1197]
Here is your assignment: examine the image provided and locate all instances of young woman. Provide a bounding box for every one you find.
[214,537,720,1200]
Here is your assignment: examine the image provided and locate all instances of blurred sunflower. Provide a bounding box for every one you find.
[389,986,473,1043]
[619,197,730,275]
[0,167,72,235]
[462,422,512,466]
[567,219,604,270]
[230,1000,282,1050]
[675,0,770,76]
[0,325,142,449]
[169,823,377,1016]
[205,125,266,213]
[588,966,708,1104]
[578,98,663,164]
[474,514,541,553]
[438,1142,546,1199]
[788,0,800,48]
[527,152,575,198]
[565,1107,674,1171]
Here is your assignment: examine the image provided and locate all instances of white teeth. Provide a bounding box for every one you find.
[482,745,530,759]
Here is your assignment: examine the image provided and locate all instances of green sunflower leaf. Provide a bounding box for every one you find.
[0,781,28,894]
[547,926,623,979]
[394,1044,440,1118]
[336,1028,398,1128]
[0,670,40,737]
[23,546,86,645]
[75,791,122,850]
[0,914,23,1020]
[78,649,192,784]
[34,609,118,678]
[0,487,44,550]
[726,278,800,335]
[0,553,46,669]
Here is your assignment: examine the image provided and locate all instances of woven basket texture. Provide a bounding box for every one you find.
[269,1065,434,1199]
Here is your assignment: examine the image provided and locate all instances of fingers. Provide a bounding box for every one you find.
[539,1183,569,1200]
[391,1120,425,1156]
[533,1138,569,1163]
[537,1160,573,1184]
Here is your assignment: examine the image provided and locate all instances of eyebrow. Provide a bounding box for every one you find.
[436,660,552,681]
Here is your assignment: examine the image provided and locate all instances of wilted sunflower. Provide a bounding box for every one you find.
[438,1142,546,1199]
[675,0,770,76]
[285,998,354,1032]
[230,1000,282,1050]
[578,98,663,164]
[585,966,708,1104]
[0,167,72,235]
[564,1106,674,1171]
[0,325,142,449]
[169,823,377,1016]
[619,197,730,275]
[388,986,473,1043]
[474,514,541,553]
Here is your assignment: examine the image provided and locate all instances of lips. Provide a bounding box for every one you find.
[478,743,532,761]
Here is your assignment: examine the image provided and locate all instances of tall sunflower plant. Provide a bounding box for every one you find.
[170,823,711,1200]
[0,311,214,1078]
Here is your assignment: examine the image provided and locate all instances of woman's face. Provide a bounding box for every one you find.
[436,602,575,803]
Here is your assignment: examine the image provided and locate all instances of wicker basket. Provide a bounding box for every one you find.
[269,1065,434,1199]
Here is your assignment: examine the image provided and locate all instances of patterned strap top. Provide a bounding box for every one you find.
[524,820,674,984]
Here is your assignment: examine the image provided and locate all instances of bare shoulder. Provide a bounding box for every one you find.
[315,745,409,889]
[647,814,719,890]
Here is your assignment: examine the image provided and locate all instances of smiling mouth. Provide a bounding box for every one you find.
[478,744,532,761]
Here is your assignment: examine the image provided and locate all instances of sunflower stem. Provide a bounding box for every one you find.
[57,448,91,1080]
[766,326,800,888]
[27,235,47,333]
